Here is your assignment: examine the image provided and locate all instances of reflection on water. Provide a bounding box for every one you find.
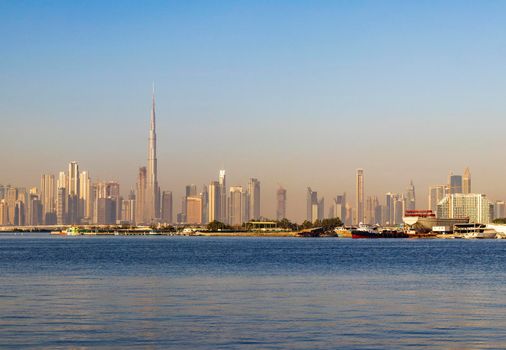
[0,235,505,348]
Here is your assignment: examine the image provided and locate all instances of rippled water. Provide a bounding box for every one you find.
[1,234,505,348]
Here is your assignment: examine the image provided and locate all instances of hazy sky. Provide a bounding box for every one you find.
[2,1,506,222]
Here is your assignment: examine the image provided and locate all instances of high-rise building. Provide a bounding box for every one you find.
[208,181,221,223]
[463,167,471,194]
[356,169,364,224]
[136,166,147,224]
[229,186,243,226]
[449,172,463,194]
[248,178,261,220]
[161,191,173,224]
[0,200,8,225]
[145,87,160,224]
[40,174,56,224]
[494,200,505,220]
[185,184,197,197]
[97,198,116,225]
[317,197,324,221]
[406,180,416,210]
[79,171,91,221]
[201,186,209,224]
[428,185,446,214]
[186,195,203,224]
[67,161,80,224]
[27,193,42,226]
[306,187,318,222]
[276,186,287,220]
[56,187,67,225]
[333,194,346,222]
[5,187,17,225]
[219,170,227,223]
[437,193,491,224]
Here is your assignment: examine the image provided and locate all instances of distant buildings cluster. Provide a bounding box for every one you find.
[0,91,504,228]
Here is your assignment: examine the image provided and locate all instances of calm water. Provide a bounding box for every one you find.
[1,234,505,349]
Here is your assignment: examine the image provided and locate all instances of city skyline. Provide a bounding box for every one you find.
[2,1,506,221]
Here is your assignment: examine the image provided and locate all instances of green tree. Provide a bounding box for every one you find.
[493,218,506,224]
[207,220,230,231]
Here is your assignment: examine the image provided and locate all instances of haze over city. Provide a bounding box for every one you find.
[2,1,506,222]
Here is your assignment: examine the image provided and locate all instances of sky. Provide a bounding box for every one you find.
[1,0,506,222]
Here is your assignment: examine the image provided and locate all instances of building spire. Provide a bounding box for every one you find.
[151,81,156,130]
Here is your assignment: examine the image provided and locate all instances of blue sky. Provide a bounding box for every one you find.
[2,1,506,220]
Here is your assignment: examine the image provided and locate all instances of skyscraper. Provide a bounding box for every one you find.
[161,191,173,224]
[136,166,147,224]
[40,174,56,224]
[248,178,261,220]
[229,186,243,226]
[208,181,221,223]
[186,195,203,224]
[79,171,91,221]
[406,180,416,211]
[276,186,287,220]
[463,167,471,194]
[306,187,318,222]
[356,169,364,224]
[333,193,346,222]
[219,170,227,223]
[428,185,446,214]
[145,86,160,224]
[67,161,80,224]
[449,172,463,194]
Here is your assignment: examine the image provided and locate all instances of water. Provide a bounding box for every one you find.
[1,234,505,348]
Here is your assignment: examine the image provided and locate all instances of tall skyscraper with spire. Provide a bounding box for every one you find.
[463,167,471,194]
[145,86,160,223]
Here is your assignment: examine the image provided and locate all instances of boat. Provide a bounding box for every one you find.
[351,223,408,239]
[334,227,352,238]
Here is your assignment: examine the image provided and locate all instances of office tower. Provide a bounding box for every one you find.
[145,87,160,224]
[105,182,121,223]
[385,192,402,225]
[333,194,346,222]
[208,181,221,222]
[5,187,17,225]
[276,186,287,220]
[437,193,491,224]
[136,166,147,224]
[79,171,91,221]
[0,200,8,225]
[201,186,209,224]
[248,178,261,220]
[218,170,227,223]
[463,167,471,194]
[229,186,243,226]
[40,174,56,224]
[185,184,197,197]
[186,196,203,224]
[393,195,404,225]
[97,198,116,225]
[56,187,67,225]
[494,201,505,220]
[27,193,42,226]
[180,195,187,223]
[374,199,382,225]
[121,198,134,224]
[67,161,80,224]
[13,200,25,226]
[365,196,374,225]
[317,197,324,221]
[448,172,463,194]
[306,187,318,222]
[161,191,173,224]
[428,185,446,214]
[406,180,416,210]
[356,169,364,224]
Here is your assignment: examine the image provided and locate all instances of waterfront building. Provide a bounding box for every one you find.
[186,195,203,225]
[208,181,221,223]
[428,185,446,214]
[356,169,364,224]
[248,178,261,220]
[161,191,173,224]
[276,186,287,220]
[145,87,160,224]
[229,186,243,226]
[437,193,491,224]
[56,187,67,225]
[40,174,56,224]
[463,167,471,194]
[219,170,227,223]
[136,166,147,224]
[449,172,463,194]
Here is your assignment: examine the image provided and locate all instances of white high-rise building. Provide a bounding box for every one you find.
[437,193,491,224]
[208,181,221,223]
[40,174,56,224]
[79,171,91,221]
[219,170,227,223]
